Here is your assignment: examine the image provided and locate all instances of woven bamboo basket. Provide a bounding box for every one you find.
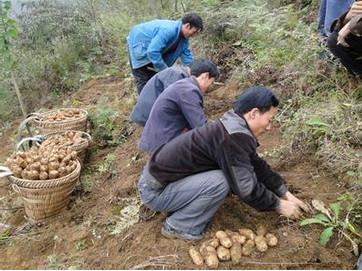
[30,108,88,135]
[8,160,81,222]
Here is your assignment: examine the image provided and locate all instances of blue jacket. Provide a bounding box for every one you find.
[130,67,189,126]
[139,77,207,153]
[127,20,193,71]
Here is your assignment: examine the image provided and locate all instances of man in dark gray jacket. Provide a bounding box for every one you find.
[139,59,219,154]
[138,86,310,240]
[130,66,190,127]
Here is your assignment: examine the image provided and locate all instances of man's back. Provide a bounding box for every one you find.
[130,67,189,126]
[139,76,207,153]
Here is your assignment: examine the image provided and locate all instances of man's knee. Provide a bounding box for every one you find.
[206,170,230,197]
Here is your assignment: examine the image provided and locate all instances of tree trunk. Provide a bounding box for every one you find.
[11,71,27,117]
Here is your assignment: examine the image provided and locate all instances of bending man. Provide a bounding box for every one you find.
[138,86,310,240]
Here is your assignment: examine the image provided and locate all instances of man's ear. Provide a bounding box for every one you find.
[184,22,191,30]
[249,108,259,120]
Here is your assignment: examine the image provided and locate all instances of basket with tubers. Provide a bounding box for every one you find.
[42,130,92,164]
[189,225,278,268]
[19,108,88,136]
[2,145,81,222]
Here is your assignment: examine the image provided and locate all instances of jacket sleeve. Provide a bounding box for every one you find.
[178,88,207,129]
[225,133,280,211]
[147,30,173,72]
[251,153,288,197]
[180,40,193,66]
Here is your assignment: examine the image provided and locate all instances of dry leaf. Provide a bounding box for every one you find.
[311,199,332,219]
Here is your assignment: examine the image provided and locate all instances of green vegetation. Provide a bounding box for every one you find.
[301,198,361,254]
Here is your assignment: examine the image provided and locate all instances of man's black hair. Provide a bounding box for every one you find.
[182,13,203,31]
[234,86,279,115]
[190,59,219,78]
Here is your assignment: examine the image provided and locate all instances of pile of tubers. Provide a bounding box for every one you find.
[42,109,84,122]
[43,131,88,149]
[5,144,78,180]
[189,225,278,268]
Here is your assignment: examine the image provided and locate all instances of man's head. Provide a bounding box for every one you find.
[234,86,279,138]
[190,59,219,93]
[181,13,203,38]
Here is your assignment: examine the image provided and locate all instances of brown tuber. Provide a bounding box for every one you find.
[216,246,231,261]
[230,242,242,264]
[255,235,268,252]
[265,233,278,247]
[204,253,219,269]
[189,246,203,266]
[215,230,232,248]
[239,228,256,240]
[242,239,255,256]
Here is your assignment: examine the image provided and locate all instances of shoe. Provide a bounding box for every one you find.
[139,204,157,221]
[161,222,203,241]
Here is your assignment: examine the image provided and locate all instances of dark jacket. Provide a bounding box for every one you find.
[130,67,189,127]
[149,110,288,212]
[332,11,362,54]
[139,77,207,153]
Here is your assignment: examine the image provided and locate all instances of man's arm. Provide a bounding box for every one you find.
[225,133,281,211]
[180,40,193,66]
[251,153,288,197]
[147,31,173,72]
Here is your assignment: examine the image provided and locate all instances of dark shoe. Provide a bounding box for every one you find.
[161,222,203,241]
[139,204,157,221]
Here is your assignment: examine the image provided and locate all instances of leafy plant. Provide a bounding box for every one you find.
[300,199,361,255]
[97,153,117,176]
[88,96,119,143]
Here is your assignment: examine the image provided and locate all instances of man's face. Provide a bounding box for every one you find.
[247,106,278,138]
[182,23,200,38]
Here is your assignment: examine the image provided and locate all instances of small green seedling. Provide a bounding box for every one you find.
[300,199,361,255]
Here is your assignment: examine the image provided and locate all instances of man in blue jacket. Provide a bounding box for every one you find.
[127,13,203,94]
[139,59,219,154]
[130,66,190,127]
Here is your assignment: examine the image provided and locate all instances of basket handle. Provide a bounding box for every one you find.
[16,113,41,144]
[0,165,13,178]
[80,131,92,147]
[11,184,20,194]
[15,135,45,152]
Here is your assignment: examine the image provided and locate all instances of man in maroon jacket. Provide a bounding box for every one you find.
[138,86,310,240]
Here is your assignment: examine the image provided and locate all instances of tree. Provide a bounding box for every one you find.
[0,0,27,117]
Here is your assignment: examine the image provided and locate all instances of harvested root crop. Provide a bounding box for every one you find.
[5,145,78,180]
[216,246,231,261]
[255,235,268,252]
[230,242,242,264]
[215,230,232,248]
[265,233,278,247]
[189,246,203,266]
[239,228,256,240]
[42,109,84,122]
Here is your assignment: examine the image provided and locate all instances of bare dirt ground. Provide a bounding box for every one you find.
[0,77,358,269]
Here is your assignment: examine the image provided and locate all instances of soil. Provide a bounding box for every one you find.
[0,77,358,269]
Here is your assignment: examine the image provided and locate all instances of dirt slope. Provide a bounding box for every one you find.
[0,77,357,269]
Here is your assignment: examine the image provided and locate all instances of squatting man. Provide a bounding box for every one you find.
[137,86,311,240]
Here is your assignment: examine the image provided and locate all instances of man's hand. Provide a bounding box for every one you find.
[337,22,351,47]
[277,199,302,219]
[346,1,362,21]
[282,191,312,213]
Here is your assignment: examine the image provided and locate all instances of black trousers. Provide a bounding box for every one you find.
[327,31,362,78]
[131,64,157,94]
